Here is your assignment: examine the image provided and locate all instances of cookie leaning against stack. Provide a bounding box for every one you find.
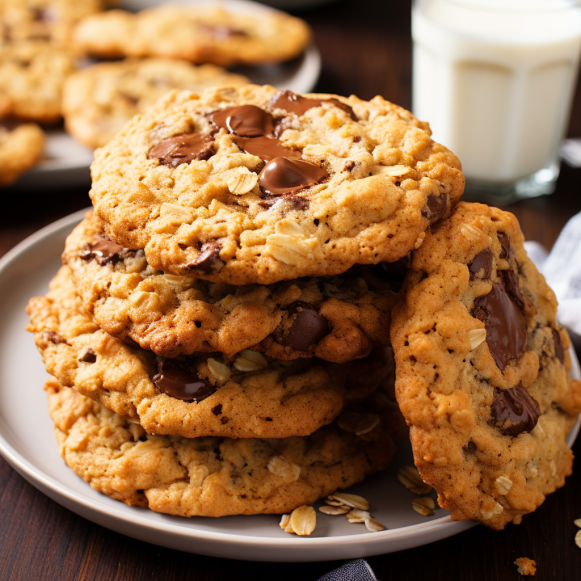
[27,84,464,521]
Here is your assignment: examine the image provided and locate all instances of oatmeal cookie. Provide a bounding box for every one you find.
[0,40,76,122]
[63,59,249,149]
[27,266,392,439]
[0,120,44,185]
[89,84,464,285]
[0,0,103,45]
[63,215,395,362]
[45,378,403,517]
[73,5,311,66]
[391,202,581,530]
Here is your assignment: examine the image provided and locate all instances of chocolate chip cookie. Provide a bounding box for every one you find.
[45,378,403,517]
[89,84,464,285]
[63,215,395,362]
[391,202,581,529]
[0,40,76,122]
[0,0,104,45]
[0,120,44,185]
[27,266,392,439]
[63,59,249,149]
[73,5,311,66]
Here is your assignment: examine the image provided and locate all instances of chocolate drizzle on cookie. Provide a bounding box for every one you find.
[259,157,328,197]
[148,132,215,167]
[491,383,540,436]
[472,282,528,371]
[79,235,128,266]
[275,301,330,351]
[269,89,356,120]
[153,358,217,402]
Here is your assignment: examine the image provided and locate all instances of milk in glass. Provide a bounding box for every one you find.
[412,0,581,199]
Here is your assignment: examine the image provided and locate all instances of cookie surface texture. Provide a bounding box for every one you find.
[63,215,395,362]
[391,202,581,529]
[45,378,401,517]
[89,85,464,285]
[63,59,249,148]
[0,121,44,185]
[27,266,392,439]
[73,6,311,66]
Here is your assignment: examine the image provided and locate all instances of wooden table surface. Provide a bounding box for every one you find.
[2,1,581,579]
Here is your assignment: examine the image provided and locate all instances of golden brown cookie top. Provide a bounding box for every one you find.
[73,5,311,66]
[391,202,581,529]
[89,84,464,285]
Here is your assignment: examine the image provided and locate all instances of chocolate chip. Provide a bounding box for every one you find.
[212,404,223,416]
[269,90,357,120]
[153,358,217,402]
[469,249,493,279]
[462,440,477,454]
[148,132,215,167]
[41,330,67,345]
[343,160,356,172]
[259,157,328,197]
[552,327,565,365]
[232,135,301,162]
[79,235,126,266]
[209,105,274,137]
[472,282,528,371]
[31,7,55,22]
[276,301,330,351]
[498,232,518,270]
[187,241,223,274]
[79,348,97,363]
[491,383,540,436]
[500,269,526,311]
[421,194,449,224]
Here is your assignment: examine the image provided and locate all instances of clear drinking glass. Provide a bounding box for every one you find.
[412,0,581,203]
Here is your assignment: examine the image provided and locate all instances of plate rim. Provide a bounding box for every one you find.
[0,209,579,559]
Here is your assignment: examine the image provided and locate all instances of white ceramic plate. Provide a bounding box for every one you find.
[12,0,321,190]
[0,210,579,562]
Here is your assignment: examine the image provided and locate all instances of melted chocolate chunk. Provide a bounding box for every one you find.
[187,241,223,274]
[421,194,449,224]
[472,282,528,371]
[153,358,217,402]
[148,132,215,167]
[552,327,565,365]
[469,249,493,279]
[232,135,301,161]
[498,232,517,269]
[276,301,330,351]
[269,90,356,120]
[79,235,126,266]
[259,157,328,197]
[500,269,526,311]
[210,105,274,137]
[41,330,67,345]
[79,348,97,363]
[491,383,540,436]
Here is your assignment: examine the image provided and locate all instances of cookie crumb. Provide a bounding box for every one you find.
[514,558,537,576]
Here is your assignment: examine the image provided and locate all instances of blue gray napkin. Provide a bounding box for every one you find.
[317,559,377,581]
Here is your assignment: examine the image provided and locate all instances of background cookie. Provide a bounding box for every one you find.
[391,202,581,530]
[73,5,311,66]
[63,215,395,362]
[0,121,44,185]
[27,266,392,439]
[63,59,249,148]
[45,378,402,517]
[89,84,464,285]
[0,40,76,122]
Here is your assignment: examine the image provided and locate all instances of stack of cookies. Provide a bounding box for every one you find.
[26,83,581,531]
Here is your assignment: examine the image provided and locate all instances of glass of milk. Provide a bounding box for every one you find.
[412,0,581,202]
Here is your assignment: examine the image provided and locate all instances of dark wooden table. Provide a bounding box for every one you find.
[2,1,581,579]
